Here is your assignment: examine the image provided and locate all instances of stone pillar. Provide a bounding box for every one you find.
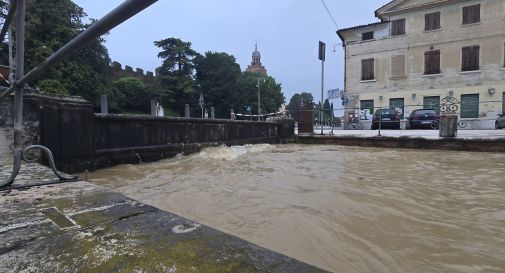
[185,104,190,118]
[210,107,215,119]
[150,99,158,117]
[439,114,458,137]
[100,95,108,114]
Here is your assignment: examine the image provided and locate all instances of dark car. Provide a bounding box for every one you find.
[407,109,439,129]
[371,109,400,130]
[496,113,505,129]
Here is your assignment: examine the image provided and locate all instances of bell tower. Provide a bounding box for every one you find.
[246,42,267,75]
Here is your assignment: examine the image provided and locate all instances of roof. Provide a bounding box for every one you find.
[336,21,388,42]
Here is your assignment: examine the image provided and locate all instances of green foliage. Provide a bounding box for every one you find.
[2,0,112,105]
[154,37,199,116]
[195,51,242,118]
[154,39,284,118]
[111,77,151,113]
[235,72,285,116]
[154,37,199,78]
[38,79,68,95]
[287,92,314,122]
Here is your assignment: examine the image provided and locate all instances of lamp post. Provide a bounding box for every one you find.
[257,78,265,121]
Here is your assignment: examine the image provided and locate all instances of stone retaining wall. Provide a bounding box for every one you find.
[0,93,295,173]
[296,135,505,153]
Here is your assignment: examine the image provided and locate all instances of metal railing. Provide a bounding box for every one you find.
[0,0,158,188]
[304,98,505,135]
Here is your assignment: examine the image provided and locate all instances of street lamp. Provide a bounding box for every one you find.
[257,78,265,121]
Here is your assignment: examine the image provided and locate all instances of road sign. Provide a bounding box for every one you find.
[327,88,340,100]
[198,93,204,107]
[244,105,252,112]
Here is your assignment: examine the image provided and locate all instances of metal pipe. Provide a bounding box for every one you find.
[0,0,158,101]
[13,0,25,149]
[320,59,325,135]
[0,0,17,45]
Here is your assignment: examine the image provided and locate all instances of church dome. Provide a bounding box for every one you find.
[252,43,261,58]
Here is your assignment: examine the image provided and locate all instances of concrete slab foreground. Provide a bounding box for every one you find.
[0,180,327,273]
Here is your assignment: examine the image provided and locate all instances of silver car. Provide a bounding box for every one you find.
[496,113,505,129]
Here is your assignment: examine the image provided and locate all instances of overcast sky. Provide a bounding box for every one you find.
[73,0,387,107]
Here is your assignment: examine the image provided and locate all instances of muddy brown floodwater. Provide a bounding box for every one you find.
[88,144,505,273]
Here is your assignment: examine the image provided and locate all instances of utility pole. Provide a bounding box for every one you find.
[319,41,326,135]
[257,78,265,121]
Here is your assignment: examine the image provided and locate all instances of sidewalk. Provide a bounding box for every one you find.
[322,129,505,140]
[300,127,505,140]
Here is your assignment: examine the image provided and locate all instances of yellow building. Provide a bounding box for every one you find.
[337,0,505,129]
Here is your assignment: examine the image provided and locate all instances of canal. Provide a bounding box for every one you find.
[88,144,505,273]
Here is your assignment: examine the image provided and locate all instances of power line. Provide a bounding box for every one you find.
[320,0,339,29]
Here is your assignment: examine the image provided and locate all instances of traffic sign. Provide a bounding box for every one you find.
[318,41,326,61]
[198,93,204,106]
[327,88,340,100]
[342,97,349,106]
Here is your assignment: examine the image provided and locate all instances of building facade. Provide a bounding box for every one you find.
[246,43,268,75]
[337,0,505,129]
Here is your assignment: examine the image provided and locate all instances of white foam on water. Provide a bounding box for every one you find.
[194,144,273,161]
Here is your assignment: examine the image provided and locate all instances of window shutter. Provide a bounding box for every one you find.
[361,59,375,81]
[472,46,480,70]
[392,19,405,36]
[461,94,479,118]
[463,4,480,24]
[425,12,441,31]
[424,50,440,74]
[462,46,471,71]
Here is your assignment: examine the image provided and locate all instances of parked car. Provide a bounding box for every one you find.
[407,109,440,129]
[496,113,505,129]
[371,109,401,130]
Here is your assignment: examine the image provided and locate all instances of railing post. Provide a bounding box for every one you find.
[185,104,190,118]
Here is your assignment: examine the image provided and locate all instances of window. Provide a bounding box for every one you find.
[391,55,406,78]
[424,50,441,75]
[361,59,375,81]
[391,19,406,36]
[389,98,405,119]
[462,46,480,71]
[423,96,440,113]
[362,31,374,41]
[425,12,441,31]
[463,4,480,24]
[461,94,479,118]
[360,100,374,120]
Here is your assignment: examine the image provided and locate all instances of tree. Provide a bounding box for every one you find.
[38,79,68,95]
[195,51,241,118]
[287,92,314,122]
[236,72,284,117]
[110,77,151,113]
[19,0,112,105]
[154,37,199,116]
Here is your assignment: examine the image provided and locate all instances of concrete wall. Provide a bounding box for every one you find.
[339,0,505,127]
